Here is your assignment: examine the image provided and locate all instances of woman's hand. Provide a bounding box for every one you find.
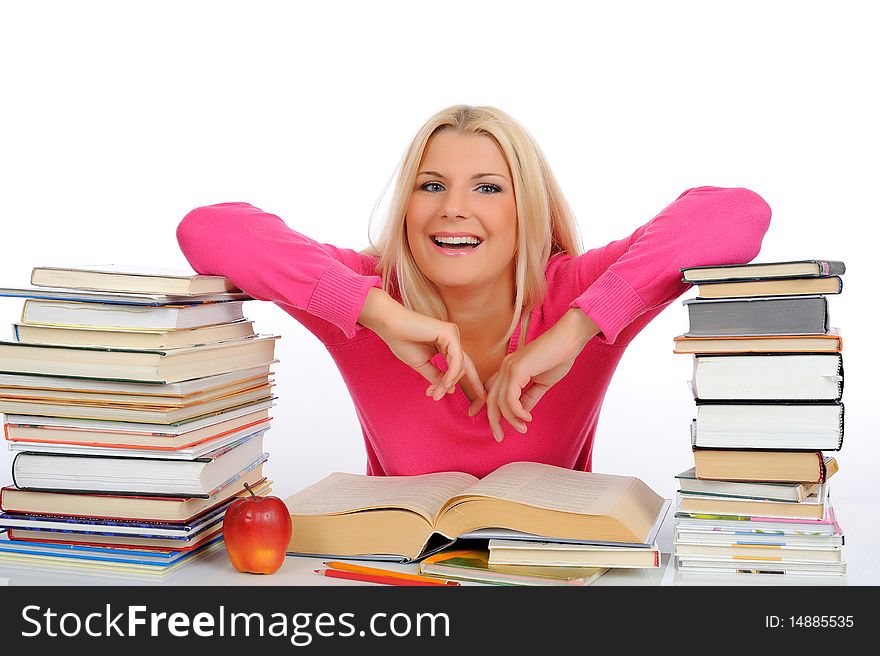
[469,308,600,442]
[358,288,487,402]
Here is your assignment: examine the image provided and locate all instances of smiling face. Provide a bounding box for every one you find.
[405,130,518,295]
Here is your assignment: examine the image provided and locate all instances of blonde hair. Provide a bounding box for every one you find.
[363,104,582,351]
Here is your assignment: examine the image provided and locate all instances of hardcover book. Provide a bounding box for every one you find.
[20,298,246,329]
[694,276,842,299]
[0,474,270,522]
[30,264,241,296]
[692,450,839,483]
[683,295,830,336]
[11,431,268,497]
[690,353,843,401]
[284,461,670,563]
[486,538,661,568]
[0,335,278,382]
[674,467,821,502]
[691,402,844,451]
[672,330,843,354]
[418,548,608,586]
[681,259,846,283]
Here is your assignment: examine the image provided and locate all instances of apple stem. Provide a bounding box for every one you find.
[243,482,258,500]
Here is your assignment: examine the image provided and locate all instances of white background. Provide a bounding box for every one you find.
[0,1,876,505]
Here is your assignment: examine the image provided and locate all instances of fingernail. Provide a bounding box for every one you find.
[524,412,532,422]
[493,431,503,443]
[426,386,434,395]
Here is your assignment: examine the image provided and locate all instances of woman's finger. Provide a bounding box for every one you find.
[521,382,550,414]
[468,370,495,417]
[413,361,447,399]
[485,376,504,442]
[497,378,528,434]
[504,368,533,423]
[461,352,486,400]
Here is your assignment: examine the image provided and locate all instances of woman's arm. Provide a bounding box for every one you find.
[176,202,382,344]
[557,186,772,345]
[476,186,771,439]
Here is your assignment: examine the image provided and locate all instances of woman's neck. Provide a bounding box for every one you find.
[439,283,515,356]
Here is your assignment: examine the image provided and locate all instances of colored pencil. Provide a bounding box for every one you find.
[323,561,460,586]
[314,568,450,586]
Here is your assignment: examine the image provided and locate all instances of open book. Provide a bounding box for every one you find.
[284,461,670,563]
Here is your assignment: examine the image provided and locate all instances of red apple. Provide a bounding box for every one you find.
[223,483,292,574]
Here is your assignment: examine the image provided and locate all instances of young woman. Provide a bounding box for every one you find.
[177,104,771,478]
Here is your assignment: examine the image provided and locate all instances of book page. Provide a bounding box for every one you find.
[451,461,637,516]
[284,471,478,523]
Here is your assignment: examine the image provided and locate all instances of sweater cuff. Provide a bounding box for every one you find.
[569,269,647,345]
[308,260,382,339]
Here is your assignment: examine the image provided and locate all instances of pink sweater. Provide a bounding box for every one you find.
[177,187,771,478]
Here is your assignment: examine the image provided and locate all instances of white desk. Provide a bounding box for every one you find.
[1,503,877,586]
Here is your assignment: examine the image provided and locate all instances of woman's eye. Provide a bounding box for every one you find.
[421,182,445,192]
[476,183,501,194]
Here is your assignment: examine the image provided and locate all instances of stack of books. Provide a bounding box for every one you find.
[281,460,670,586]
[0,265,280,576]
[672,259,847,577]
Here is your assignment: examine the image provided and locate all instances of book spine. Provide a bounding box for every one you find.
[836,404,845,451]
[819,260,847,276]
[817,453,827,483]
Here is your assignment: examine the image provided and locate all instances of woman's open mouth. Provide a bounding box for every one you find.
[429,235,483,256]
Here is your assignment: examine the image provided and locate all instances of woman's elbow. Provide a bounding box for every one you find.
[684,186,771,262]
[731,187,772,261]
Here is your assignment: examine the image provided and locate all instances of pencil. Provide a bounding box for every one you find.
[323,561,460,586]
[314,568,451,586]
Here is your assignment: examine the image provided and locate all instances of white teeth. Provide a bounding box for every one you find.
[433,236,482,245]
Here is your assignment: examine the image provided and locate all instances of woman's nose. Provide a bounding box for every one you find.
[441,188,472,220]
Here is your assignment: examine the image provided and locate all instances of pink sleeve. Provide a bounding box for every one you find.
[176,202,382,343]
[564,186,772,344]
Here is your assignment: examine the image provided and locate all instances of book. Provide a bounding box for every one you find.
[0,532,225,574]
[674,528,844,549]
[3,403,273,450]
[673,330,843,354]
[692,402,844,451]
[683,295,829,336]
[0,383,274,423]
[0,364,273,396]
[695,276,842,299]
[11,430,268,497]
[8,424,271,460]
[0,372,272,407]
[13,320,256,349]
[487,538,660,568]
[0,503,229,540]
[674,542,843,563]
[417,548,608,586]
[674,505,843,536]
[690,353,843,401]
[30,264,241,296]
[0,335,279,382]
[675,467,821,502]
[0,474,270,522]
[692,450,838,483]
[20,298,246,330]
[0,286,250,305]
[675,490,827,521]
[681,259,846,283]
[284,461,669,562]
[675,557,846,577]
[6,526,224,550]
